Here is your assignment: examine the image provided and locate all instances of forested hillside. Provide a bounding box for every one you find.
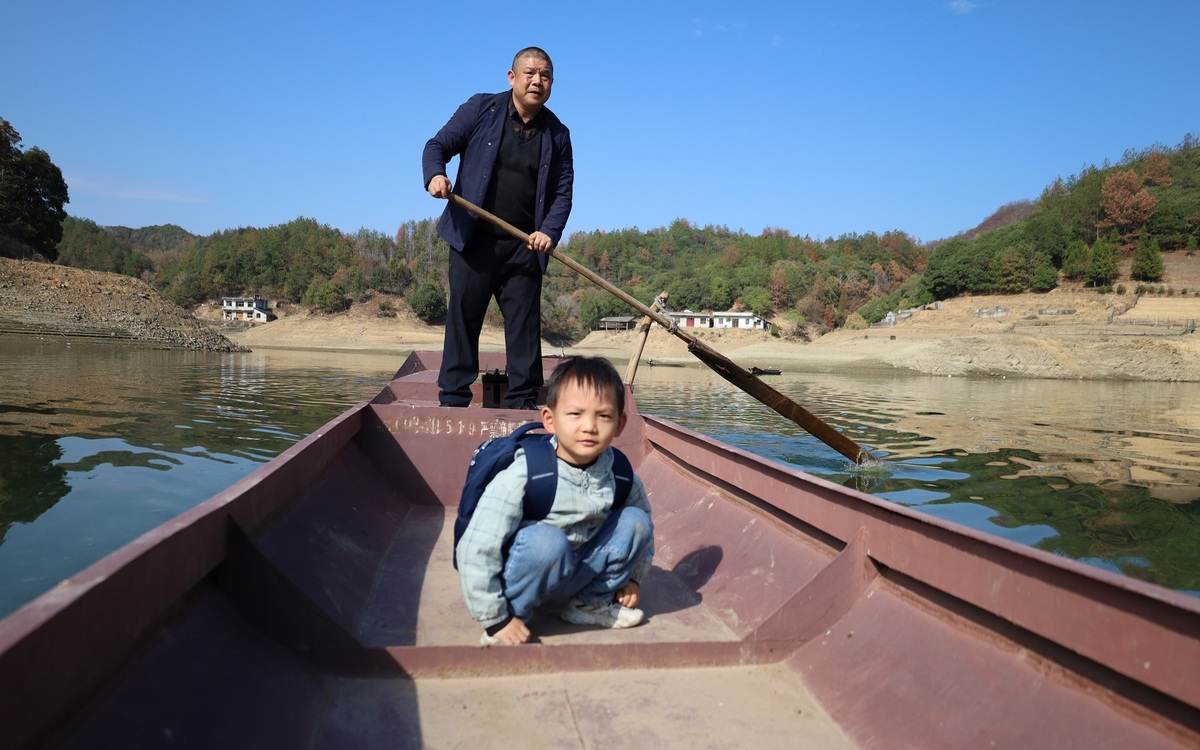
[926,136,1200,300]
[45,134,1200,344]
[57,218,155,277]
[546,222,926,340]
[52,215,930,343]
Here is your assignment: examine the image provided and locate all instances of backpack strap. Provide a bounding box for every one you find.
[521,435,558,521]
[610,447,633,510]
[452,422,552,571]
[526,442,633,518]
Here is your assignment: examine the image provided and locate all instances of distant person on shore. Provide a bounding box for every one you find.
[422,46,574,409]
[457,356,654,645]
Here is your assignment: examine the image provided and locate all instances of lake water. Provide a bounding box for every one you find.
[1,337,1197,620]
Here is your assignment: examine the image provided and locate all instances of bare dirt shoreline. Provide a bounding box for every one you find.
[222,287,1200,382]
[4,257,1200,381]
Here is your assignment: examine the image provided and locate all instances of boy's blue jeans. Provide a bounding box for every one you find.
[501,506,652,620]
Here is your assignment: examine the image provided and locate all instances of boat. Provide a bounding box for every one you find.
[647,358,685,367]
[1,350,1197,749]
[751,365,782,375]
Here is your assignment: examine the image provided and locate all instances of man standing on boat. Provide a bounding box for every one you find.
[422,47,574,409]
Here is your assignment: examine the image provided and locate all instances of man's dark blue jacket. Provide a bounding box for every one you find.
[422,91,573,271]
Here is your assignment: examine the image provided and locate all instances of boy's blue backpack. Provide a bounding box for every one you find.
[453,422,633,569]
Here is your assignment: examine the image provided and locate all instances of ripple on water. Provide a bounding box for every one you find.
[629,365,1200,595]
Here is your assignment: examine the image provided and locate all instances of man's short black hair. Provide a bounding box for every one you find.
[546,356,625,414]
[512,46,553,74]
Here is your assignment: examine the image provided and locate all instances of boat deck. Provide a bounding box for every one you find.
[57,516,855,749]
[323,663,854,748]
[304,506,853,748]
[355,505,740,649]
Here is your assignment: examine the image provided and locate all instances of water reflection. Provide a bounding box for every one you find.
[0,338,400,618]
[627,363,1200,594]
[0,434,68,543]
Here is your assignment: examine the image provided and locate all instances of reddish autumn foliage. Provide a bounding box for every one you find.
[1142,152,1172,186]
[1097,169,1158,251]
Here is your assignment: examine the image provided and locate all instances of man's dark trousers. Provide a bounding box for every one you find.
[439,232,543,408]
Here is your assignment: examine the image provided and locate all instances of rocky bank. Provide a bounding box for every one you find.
[0,259,245,352]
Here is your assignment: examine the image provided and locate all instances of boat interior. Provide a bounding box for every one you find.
[2,351,1198,749]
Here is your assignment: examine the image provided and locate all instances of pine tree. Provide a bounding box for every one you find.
[991,247,1030,293]
[1030,253,1059,292]
[1085,235,1119,287]
[1062,239,1090,280]
[0,117,69,259]
[1097,169,1158,252]
[1131,234,1165,281]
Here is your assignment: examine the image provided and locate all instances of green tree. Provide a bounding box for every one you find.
[0,118,69,259]
[1024,208,1069,266]
[578,291,627,331]
[856,292,898,324]
[1062,239,1090,280]
[923,238,992,298]
[669,276,707,310]
[707,275,734,310]
[1130,234,1164,281]
[739,286,773,316]
[1059,166,1106,242]
[372,258,413,295]
[1029,253,1059,292]
[303,276,347,313]
[1148,196,1190,251]
[896,274,933,309]
[991,247,1030,293]
[409,281,447,323]
[541,293,581,344]
[334,264,368,301]
[783,310,807,337]
[1085,235,1119,287]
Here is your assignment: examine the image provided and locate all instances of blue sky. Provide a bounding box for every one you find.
[3,1,1198,244]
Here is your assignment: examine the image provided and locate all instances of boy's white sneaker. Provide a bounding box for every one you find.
[480,632,503,647]
[560,598,644,629]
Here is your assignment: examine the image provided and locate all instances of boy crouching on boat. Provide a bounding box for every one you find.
[457,356,655,646]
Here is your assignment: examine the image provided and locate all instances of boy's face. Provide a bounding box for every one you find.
[541,379,626,466]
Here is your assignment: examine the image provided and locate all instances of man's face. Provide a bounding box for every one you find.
[508,55,553,116]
